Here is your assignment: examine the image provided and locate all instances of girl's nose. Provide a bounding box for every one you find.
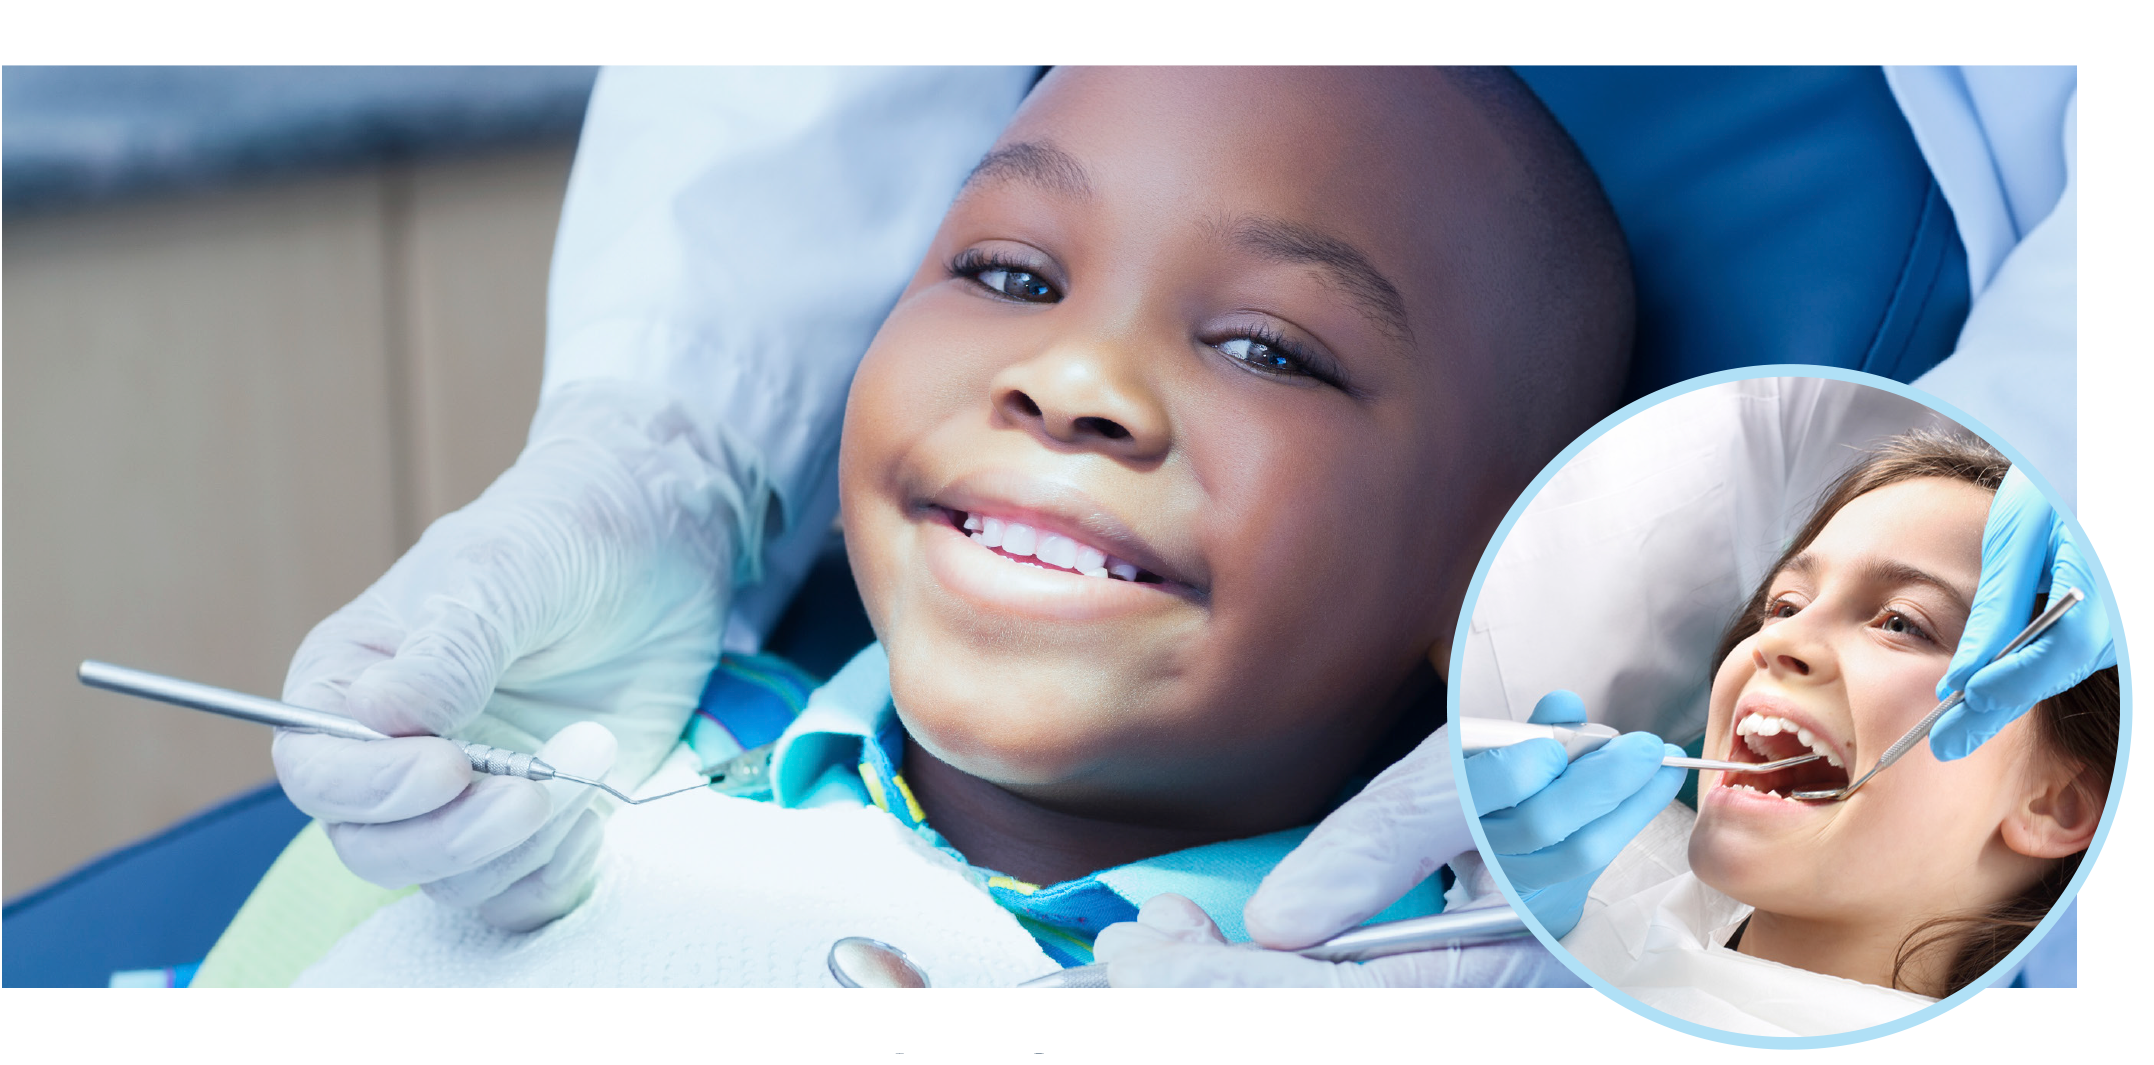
[1752,647,1812,676]
[1752,615,1832,682]
[990,344,1170,463]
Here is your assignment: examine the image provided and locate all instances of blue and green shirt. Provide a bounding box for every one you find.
[690,643,1446,967]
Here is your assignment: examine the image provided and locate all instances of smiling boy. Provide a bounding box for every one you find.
[840,66,1634,890]
[219,66,1640,985]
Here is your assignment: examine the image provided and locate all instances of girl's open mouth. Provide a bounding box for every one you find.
[1720,711,1852,799]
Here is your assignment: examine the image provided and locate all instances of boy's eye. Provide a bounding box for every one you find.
[1216,334,1333,384]
[952,249,1062,304]
[977,268,1057,302]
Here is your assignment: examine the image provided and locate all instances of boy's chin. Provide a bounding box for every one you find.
[888,658,1147,789]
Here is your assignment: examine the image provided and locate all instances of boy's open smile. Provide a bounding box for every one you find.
[908,468,1202,623]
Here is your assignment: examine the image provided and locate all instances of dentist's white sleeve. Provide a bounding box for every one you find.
[545,67,1037,648]
[1888,67,2078,507]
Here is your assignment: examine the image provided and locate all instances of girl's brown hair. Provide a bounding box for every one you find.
[1712,428,2118,998]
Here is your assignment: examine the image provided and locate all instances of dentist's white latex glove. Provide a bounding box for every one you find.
[272,378,753,928]
[1093,724,1577,986]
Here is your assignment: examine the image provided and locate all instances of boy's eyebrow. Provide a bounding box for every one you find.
[1781,551,1973,618]
[962,141,1094,200]
[1231,217,1413,343]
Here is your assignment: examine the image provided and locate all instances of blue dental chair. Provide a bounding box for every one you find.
[4,66,2067,988]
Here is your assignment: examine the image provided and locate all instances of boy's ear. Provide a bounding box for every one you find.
[2000,761,2105,861]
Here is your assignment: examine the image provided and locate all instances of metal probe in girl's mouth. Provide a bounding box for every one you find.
[1789,588,2086,803]
[76,659,708,805]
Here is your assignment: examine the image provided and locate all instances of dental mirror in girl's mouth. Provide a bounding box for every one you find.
[1790,589,2085,804]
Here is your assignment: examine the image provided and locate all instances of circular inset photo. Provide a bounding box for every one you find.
[1447,370,2128,1045]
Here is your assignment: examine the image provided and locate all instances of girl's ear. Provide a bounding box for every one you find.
[2000,760,2105,861]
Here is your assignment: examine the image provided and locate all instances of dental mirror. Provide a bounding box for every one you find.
[827,937,930,988]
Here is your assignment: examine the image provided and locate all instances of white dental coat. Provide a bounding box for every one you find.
[545,66,2076,659]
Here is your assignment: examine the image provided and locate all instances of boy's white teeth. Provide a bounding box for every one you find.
[1037,533,1079,569]
[960,511,1147,582]
[1737,713,1845,768]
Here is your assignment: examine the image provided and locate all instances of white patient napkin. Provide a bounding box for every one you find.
[298,788,1059,987]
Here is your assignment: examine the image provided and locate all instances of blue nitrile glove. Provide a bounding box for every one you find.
[1931,467,2116,762]
[1464,690,1684,938]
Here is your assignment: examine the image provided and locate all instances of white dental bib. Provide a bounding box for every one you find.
[297,785,1060,987]
[1561,805,1935,1037]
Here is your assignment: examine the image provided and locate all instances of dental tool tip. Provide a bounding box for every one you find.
[550,774,708,805]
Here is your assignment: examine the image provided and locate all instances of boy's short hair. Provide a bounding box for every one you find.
[1439,67,1635,479]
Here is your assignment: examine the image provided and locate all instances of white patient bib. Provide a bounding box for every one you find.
[297,788,1059,987]
[1563,805,1936,1036]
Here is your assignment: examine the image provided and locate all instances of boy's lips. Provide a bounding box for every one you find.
[1713,692,1854,802]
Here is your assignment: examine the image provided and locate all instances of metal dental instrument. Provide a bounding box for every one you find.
[1011,905,1534,988]
[77,659,707,805]
[1458,717,1823,775]
[1790,588,2085,803]
[828,937,932,988]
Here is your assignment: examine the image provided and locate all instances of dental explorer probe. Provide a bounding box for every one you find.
[76,660,707,805]
[1790,588,2085,803]
[1457,717,1824,775]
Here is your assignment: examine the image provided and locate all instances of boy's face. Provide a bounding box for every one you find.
[839,68,1522,826]
[1691,478,2045,924]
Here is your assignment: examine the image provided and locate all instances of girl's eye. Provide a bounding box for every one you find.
[1878,610,1934,644]
[1763,596,1801,621]
[1218,335,1316,379]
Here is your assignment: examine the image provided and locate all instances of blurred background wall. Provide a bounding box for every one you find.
[3,67,598,898]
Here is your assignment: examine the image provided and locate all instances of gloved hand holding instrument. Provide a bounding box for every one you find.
[260,380,760,930]
[1462,690,1686,938]
[1088,722,1583,987]
[1929,467,2116,761]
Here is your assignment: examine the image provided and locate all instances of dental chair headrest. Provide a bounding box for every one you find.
[1518,66,1970,401]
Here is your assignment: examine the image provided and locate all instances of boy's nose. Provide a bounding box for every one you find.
[991,348,1169,463]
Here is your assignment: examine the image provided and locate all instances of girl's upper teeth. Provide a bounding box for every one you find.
[965,513,1133,581]
[1737,713,1845,767]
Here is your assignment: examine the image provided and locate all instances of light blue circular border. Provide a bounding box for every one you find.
[1444,365,2133,1048]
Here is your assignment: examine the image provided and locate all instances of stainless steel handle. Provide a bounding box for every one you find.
[78,659,390,742]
